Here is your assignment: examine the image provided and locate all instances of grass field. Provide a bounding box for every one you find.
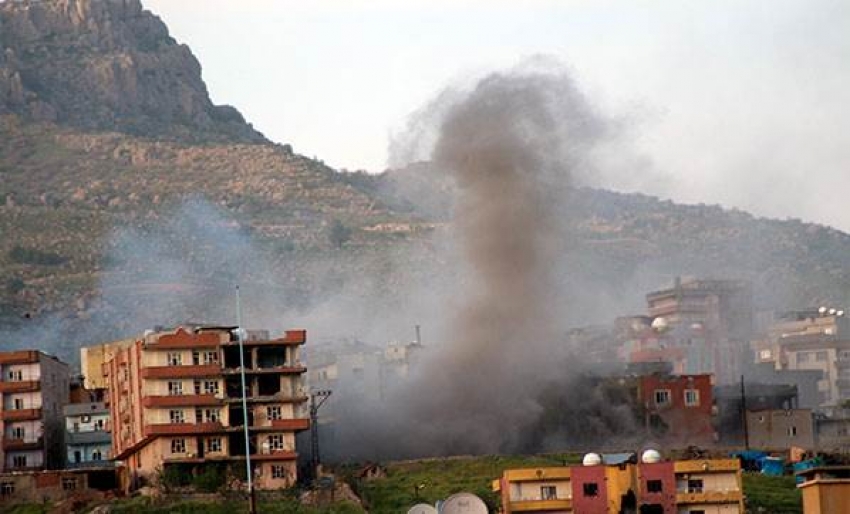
[1,454,803,513]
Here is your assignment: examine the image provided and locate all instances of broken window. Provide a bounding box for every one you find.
[257,346,287,368]
[687,479,703,493]
[583,483,598,497]
[258,374,281,396]
[647,479,663,493]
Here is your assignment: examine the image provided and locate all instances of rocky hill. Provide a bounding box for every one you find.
[0,0,262,142]
[3,0,850,362]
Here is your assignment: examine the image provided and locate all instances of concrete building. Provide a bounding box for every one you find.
[492,467,573,513]
[644,278,754,385]
[493,456,743,514]
[65,401,112,468]
[639,373,716,447]
[101,326,309,490]
[0,350,70,472]
[746,409,815,450]
[80,338,134,391]
[797,466,850,514]
[751,309,850,407]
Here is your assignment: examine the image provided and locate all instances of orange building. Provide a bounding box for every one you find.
[797,466,850,514]
[101,326,309,490]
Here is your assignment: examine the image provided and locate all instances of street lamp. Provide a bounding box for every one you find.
[236,286,256,514]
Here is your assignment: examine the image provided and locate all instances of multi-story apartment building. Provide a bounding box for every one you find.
[0,350,69,472]
[644,278,754,384]
[102,326,309,490]
[65,401,112,468]
[752,309,850,407]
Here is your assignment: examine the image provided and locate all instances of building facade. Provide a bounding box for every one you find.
[101,326,309,490]
[797,466,850,514]
[65,401,112,468]
[746,409,815,450]
[0,350,69,472]
[493,467,573,513]
[639,373,716,447]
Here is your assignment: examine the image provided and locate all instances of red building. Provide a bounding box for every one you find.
[638,374,716,446]
[637,461,676,513]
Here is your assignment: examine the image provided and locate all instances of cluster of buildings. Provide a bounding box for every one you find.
[0,324,310,503]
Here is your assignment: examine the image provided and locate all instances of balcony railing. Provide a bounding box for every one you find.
[67,430,112,445]
[143,421,225,437]
[140,364,221,379]
[0,380,40,393]
[270,418,310,431]
[142,394,222,408]
[1,408,42,422]
[3,436,43,451]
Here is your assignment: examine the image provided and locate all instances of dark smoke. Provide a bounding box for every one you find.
[331,61,639,458]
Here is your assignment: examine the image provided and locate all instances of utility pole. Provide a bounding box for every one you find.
[236,287,256,514]
[740,375,750,450]
[310,389,332,480]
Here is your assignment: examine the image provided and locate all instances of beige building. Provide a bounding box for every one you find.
[492,467,573,513]
[80,338,133,390]
[746,409,815,450]
[0,350,70,472]
[673,459,743,514]
[99,326,309,491]
[752,311,850,407]
[797,466,850,514]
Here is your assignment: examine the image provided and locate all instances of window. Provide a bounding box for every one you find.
[11,426,25,439]
[203,380,220,395]
[583,483,599,497]
[12,455,27,468]
[654,390,671,406]
[192,350,201,365]
[169,410,185,424]
[267,406,282,421]
[81,414,91,423]
[797,352,810,364]
[8,369,23,381]
[759,349,772,360]
[687,479,703,493]
[204,351,219,365]
[647,479,663,493]
[62,477,77,491]
[94,418,105,431]
[171,438,186,454]
[268,434,284,450]
[271,465,287,479]
[167,352,182,366]
[541,485,557,500]
[816,351,828,362]
[1,482,14,496]
[684,389,700,407]
[203,409,220,423]
[13,398,24,410]
[207,438,222,453]
[689,511,705,514]
[168,381,183,396]
[788,426,798,437]
[92,449,102,461]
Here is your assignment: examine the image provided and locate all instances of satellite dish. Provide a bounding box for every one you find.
[440,492,488,514]
[642,449,662,464]
[651,317,668,332]
[407,504,438,514]
[819,306,828,315]
[829,308,837,315]
[839,310,845,317]
[583,453,603,466]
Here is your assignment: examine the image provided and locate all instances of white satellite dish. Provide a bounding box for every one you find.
[642,449,662,464]
[407,504,438,514]
[583,452,603,466]
[440,492,488,514]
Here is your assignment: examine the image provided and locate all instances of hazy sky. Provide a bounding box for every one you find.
[144,0,850,230]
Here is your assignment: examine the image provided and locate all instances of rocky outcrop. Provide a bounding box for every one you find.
[0,0,264,143]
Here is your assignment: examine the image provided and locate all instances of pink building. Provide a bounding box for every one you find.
[0,350,70,471]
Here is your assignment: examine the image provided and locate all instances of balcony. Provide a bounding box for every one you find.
[222,365,307,376]
[141,364,221,379]
[66,460,115,470]
[143,421,225,437]
[221,330,306,346]
[142,394,222,408]
[0,350,39,365]
[676,490,743,504]
[3,436,43,451]
[1,408,42,421]
[0,380,40,393]
[224,394,309,404]
[271,418,310,431]
[67,430,112,446]
[250,450,298,461]
[510,499,573,512]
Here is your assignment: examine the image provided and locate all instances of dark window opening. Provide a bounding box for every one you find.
[258,375,282,396]
[687,479,703,493]
[223,345,251,369]
[583,483,599,497]
[225,376,251,399]
[647,479,663,493]
[257,346,287,368]
[541,485,557,500]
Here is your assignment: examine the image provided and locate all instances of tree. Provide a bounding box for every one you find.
[328,220,352,248]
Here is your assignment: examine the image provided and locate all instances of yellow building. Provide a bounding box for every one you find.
[492,467,573,513]
[80,338,134,390]
[673,459,743,513]
[797,466,850,514]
